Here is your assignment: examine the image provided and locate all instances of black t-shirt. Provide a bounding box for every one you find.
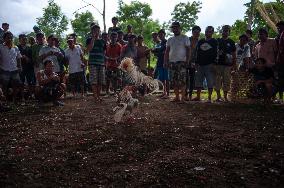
[217,38,236,66]
[249,67,274,81]
[17,45,33,70]
[196,38,218,66]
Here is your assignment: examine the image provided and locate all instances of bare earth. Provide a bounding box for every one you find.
[0,95,284,187]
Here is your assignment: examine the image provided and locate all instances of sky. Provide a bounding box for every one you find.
[0,0,273,35]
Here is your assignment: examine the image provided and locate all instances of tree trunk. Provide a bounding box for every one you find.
[247,0,256,30]
[103,0,106,32]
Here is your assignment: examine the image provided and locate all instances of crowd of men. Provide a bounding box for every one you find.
[0,17,284,109]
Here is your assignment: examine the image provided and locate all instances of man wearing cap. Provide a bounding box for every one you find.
[164,21,191,102]
[32,32,46,75]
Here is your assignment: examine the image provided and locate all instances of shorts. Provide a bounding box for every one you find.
[169,62,187,87]
[157,67,169,81]
[0,69,22,87]
[215,65,231,91]
[195,64,215,89]
[69,71,85,87]
[89,65,106,85]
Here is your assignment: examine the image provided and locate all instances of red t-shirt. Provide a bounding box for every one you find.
[105,43,122,69]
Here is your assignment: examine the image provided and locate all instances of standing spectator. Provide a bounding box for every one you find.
[0,31,22,102]
[105,32,122,94]
[215,25,236,102]
[121,34,137,62]
[54,37,66,74]
[35,60,65,106]
[86,25,106,101]
[276,21,284,102]
[152,32,161,79]
[155,29,169,98]
[137,35,150,74]
[123,25,133,41]
[164,21,191,102]
[117,30,127,46]
[246,29,255,55]
[17,34,35,92]
[102,32,109,45]
[32,32,45,74]
[108,17,121,34]
[0,23,9,44]
[193,26,218,102]
[39,34,64,74]
[186,25,201,101]
[65,38,86,97]
[254,28,278,67]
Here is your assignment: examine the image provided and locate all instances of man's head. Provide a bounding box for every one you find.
[47,34,56,46]
[112,17,119,26]
[44,60,54,73]
[255,58,267,69]
[69,33,77,43]
[128,34,136,45]
[276,21,284,34]
[19,34,27,46]
[221,25,231,39]
[2,23,9,32]
[239,34,249,46]
[152,32,159,42]
[170,21,181,36]
[127,25,133,33]
[137,35,144,45]
[29,36,36,46]
[158,29,166,40]
[110,32,118,44]
[245,29,253,39]
[91,24,100,38]
[205,26,214,39]
[3,31,13,45]
[36,32,45,45]
[258,28,268,42]
[67,37,74,48]
[102,32,109,42]
[117,30,124,41]
[192,25,201,39]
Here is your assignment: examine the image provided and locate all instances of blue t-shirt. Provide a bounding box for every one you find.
[156,39,167,68]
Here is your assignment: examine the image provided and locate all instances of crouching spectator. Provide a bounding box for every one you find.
[35,60,65,106]
[249,58,274,103]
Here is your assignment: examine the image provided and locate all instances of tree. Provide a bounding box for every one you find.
[71,11,96,44]
[36,0,68,38]
[116,0,161,47]
[170,1,202,33]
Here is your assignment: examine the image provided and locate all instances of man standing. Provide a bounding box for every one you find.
[254,28,278,67]
[164,21,191,102]
[17,34,35,91]
[32,32,45,74]
[193,26,218,102]
[186,26,201,101]
[215,25,236,102]
[86,25,106,101]
[0,23,9,44]
[0,31,22,102]
[108,17,121,34]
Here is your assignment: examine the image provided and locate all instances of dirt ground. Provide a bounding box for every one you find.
[0,95,284,187]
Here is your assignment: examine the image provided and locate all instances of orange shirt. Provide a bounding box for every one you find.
[105,43,122,69]
[254,38,278,66]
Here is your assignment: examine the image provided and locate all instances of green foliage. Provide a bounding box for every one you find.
[71,11,96,45]
[170,1,202,33]
[116,0,161,47]
[36,0,68,38]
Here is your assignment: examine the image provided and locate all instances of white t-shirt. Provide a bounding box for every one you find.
[166,34,190,62]
[39,45,62,72]
[65,45,84,74]
[0,44,22,71]
[236,43,251,65]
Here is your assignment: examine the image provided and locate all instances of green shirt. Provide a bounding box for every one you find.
[87,38,105,66]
